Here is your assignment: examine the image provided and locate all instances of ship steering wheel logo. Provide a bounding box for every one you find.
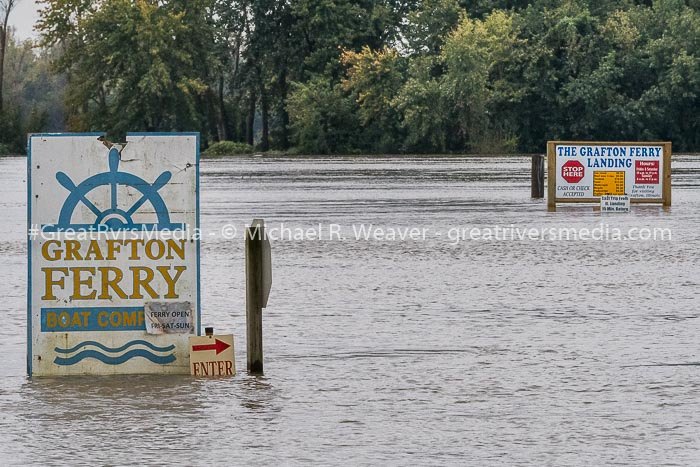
[43,147,184,232]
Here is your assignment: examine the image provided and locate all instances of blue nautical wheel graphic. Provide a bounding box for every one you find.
[43,148,184,231]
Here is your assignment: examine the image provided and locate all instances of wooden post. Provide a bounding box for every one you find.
[245,219,265,375]
[547,142,556,211]
[531,154,545,198]
[662,142,672,207]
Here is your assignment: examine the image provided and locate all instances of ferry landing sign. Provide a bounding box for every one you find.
[547,141,671,209]
[28,133,200,376]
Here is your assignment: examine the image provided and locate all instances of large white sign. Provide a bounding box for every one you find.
[548,141,671,208]
[28,133,200,376]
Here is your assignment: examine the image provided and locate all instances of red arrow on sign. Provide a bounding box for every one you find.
[192,339,231,355]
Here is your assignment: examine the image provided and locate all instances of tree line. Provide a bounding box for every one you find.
[0,0,698,155]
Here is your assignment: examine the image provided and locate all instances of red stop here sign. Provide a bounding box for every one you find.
[562,160,585,183]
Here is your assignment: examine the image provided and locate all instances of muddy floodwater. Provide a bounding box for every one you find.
[0,155,699,465]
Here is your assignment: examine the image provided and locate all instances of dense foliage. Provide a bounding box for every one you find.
[202,140,254,156]
[0,33,65,154]
[1,0,698,154]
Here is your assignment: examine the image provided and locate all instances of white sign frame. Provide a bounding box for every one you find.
[27,132,201,376]
[547,141,671,210]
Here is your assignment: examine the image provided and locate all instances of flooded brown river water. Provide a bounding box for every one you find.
[0,155,699,465]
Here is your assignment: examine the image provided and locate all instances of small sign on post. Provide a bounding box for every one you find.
[189,334,235,377]
[601,195,630,213]
[261,229,272,308]
[144,302,195,335]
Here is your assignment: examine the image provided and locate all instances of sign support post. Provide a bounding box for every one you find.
[547,142,556,211]
[531,154,545,199]
[663,141,672,207]
[245,219,271,375]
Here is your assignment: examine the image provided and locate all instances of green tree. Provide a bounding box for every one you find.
[633,0,700,150]
[287,77,360,154]
[38,0,217,139]
[393,56,450,152]
[442,10,521,151]
[341,46,406,152]
[404,0,462,56]
[0,30,65,154]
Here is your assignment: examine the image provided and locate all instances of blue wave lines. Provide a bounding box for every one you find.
[54,340,174,354]
[53,339,176,366]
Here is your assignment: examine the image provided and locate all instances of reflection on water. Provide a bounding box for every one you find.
[1,155,699,465]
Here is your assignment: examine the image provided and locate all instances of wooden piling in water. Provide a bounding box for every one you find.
[531,154,545,199]
[245,219,265,375]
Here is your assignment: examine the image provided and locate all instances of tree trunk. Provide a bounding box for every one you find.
[277,68,289,149]
[246,89,255,146]
[0,1,17,113]
[217,74,228,141]
[0,35,5,113]
[259,85,269,152]
[0,21,7,113]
